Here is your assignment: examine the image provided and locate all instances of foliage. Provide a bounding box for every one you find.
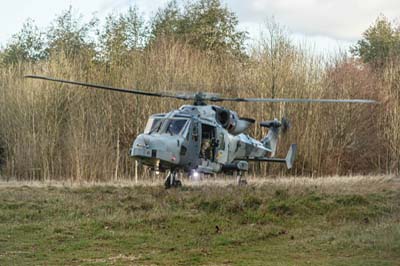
[351,15,400,68]
[150,0,247,57]
[252,17,295,113]
[98,6,148,63]
[150,1,182,40]
[46,6,98,59]
[0,19,47,65]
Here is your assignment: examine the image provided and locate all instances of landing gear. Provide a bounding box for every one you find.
[164,170,182,189]
[236,171,247,186]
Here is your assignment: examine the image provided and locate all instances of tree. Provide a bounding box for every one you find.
[257,18,294,98]
[150,0,246,57]
[99,6,147,63]
[0,19,47,65]
[351,15,400,67]
[47,6,98,59]
[184,0,246,56]
[150,1,182,39]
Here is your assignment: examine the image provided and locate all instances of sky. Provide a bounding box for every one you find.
[0,0,399,54]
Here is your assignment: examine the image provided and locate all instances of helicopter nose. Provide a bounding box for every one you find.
[130,134,181,164]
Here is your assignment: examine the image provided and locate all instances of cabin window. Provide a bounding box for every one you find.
[144,117,163,134]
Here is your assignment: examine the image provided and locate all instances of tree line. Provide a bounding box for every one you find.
[0,1,246,65]
[0,0,399,181]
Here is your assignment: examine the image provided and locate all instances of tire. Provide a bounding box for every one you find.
[174,180,182,187]
[238,179,247,186]
[164,176,172,189]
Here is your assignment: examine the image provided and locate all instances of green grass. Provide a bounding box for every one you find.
[0,178,399,265]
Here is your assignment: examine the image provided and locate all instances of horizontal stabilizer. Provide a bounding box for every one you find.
[247,144,297,169]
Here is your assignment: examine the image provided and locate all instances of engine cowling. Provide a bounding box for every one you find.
[213,107,255,135]
[214,107,231,128]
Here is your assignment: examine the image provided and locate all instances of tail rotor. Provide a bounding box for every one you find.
[260,117,290,157]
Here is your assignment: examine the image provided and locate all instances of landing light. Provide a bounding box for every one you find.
[191,170,200,181]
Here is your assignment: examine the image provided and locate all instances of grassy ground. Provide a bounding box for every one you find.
[0,176,399,265]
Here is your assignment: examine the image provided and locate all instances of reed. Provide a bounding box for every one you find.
[0,35,398,181]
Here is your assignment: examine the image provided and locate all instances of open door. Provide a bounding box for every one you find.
[200,124,217,161]
[215,128,228,163]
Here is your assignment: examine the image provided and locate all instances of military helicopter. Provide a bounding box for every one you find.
[25,75,376,188]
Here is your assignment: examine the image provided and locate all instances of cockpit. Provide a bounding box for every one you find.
[144,116,190,137]
[164,119,188,135]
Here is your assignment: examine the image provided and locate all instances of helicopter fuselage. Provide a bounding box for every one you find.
[130,104,272,175]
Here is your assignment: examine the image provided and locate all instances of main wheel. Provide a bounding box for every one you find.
[164,172,182,189]
[164,175,172,189]
[238,179,247,186]
[173,180,182,187]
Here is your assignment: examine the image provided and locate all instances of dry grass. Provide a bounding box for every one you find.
[0,174,397,193]
[0,30,399,181]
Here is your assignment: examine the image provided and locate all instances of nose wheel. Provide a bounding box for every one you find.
[164,170,182,189]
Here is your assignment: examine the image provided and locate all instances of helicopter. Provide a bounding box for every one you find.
[25,75,376,188]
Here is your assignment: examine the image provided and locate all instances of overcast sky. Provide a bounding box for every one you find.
[0,0,399,54]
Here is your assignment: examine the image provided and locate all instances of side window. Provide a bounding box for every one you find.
[219,133,225,150]
[192,123,198,141]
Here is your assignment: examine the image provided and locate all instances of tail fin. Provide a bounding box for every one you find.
[285,144,297,169]
[260,119,281,157]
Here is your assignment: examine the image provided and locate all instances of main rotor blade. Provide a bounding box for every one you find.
[24,75,191,100]
[210,97,377,104]
[25,75,378,104]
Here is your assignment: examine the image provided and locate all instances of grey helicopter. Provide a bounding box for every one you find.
[25,75,376,188]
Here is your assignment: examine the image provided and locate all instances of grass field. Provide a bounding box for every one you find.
[0,176,399,265]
